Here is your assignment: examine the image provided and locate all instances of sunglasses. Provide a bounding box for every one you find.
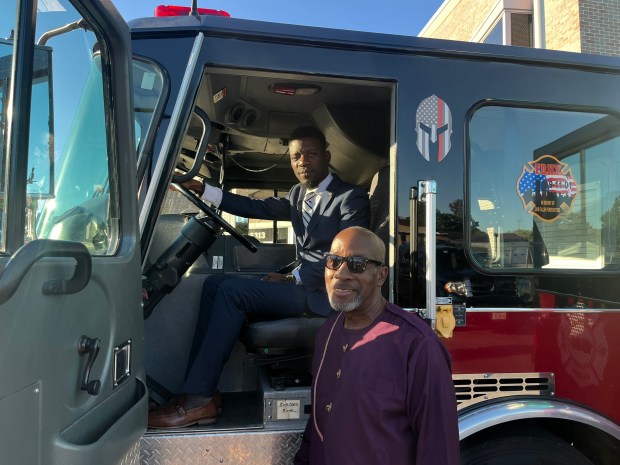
[324,254,383,274]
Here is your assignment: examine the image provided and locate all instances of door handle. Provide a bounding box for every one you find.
[78,335,101,396]
[171,107,211,184]
[412,181,456,338]
[417,180,437,329]
[0,239,92,305]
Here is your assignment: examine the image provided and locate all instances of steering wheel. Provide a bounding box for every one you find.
[171,182,257,253]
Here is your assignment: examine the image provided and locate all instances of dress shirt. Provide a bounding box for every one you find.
[200,183,224,207]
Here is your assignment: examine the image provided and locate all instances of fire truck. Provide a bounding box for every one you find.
[2,0,620,464]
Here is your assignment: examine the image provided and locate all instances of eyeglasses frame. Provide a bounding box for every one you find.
[324,253,384,274]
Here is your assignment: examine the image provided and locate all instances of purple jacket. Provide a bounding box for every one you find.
[294,302,460,465]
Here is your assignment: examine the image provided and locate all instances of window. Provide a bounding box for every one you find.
[0,40,12,247]
[224,188,294,244]
[481,12,532,47]
[475,0,533,47]
[1,1,116,253]
[133,58,165,156]
[1,3,20,249]
[510,13,533,47]
[31,1,117,254]
[468,105,620,271]
[483,18,504,45]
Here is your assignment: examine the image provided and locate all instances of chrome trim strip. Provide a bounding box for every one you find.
[408,186,417,309]
[458,398,620,441]
[462,307,620,313]
[388,90,397,303]
[139,33,205,234]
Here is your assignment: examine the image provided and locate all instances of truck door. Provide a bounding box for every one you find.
[0,1,146,464]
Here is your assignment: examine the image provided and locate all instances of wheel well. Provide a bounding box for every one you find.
[461,419,620,465]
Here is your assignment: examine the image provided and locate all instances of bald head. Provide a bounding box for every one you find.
[331,226,385,264]
[325,226,387,323]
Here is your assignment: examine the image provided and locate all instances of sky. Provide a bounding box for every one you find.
[111,0,446,37]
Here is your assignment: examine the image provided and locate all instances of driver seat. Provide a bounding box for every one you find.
[239,257,326,361]
[240,313,324,388]
[240,314,326,356]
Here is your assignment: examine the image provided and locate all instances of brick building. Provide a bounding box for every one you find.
[419,0,620,57]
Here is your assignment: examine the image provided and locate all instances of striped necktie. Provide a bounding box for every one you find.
[302,191,317,229]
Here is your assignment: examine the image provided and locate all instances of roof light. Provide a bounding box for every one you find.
[154,5,231,17]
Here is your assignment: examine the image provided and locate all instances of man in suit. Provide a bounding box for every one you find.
[148,126,370,428]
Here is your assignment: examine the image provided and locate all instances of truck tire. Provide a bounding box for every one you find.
[461,434,595,465]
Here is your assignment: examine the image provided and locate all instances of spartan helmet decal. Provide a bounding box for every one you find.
[415,95,453,162]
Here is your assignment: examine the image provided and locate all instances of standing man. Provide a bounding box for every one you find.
[148,127,370,428]
[294,226,460,465]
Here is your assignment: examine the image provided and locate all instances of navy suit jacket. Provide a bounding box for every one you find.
[219,174,370,316]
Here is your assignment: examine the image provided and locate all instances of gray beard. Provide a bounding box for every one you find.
[329,293,362,313]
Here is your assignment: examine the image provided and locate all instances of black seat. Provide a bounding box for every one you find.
[239,254,326,358]
[240,312,325,388]
[240,315,326,356]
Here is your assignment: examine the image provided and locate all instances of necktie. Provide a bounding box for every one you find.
[302,191,317,229]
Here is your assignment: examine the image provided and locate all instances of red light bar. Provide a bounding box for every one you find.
[154,5,231,17]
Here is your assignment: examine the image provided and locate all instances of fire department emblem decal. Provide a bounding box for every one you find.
[415,95,452,162]
[557,313,608,387]
[516,154,578,222]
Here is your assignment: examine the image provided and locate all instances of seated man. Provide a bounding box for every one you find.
[148,126,370,428]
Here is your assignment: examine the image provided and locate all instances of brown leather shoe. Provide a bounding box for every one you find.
[148,395,217,428]
[149,390,222,413]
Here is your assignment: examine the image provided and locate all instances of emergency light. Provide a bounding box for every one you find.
[154,5,230,17]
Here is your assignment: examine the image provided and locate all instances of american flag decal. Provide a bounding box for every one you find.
[516,154,579,222]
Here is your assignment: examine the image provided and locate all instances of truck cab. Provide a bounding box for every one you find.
[2,2,620,464]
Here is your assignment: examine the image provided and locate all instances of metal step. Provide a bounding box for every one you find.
[142,388,306,464]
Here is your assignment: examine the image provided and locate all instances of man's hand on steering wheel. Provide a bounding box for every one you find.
[170,182,257,253]
[181,178,205,196]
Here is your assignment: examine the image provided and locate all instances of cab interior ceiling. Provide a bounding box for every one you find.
[178,70,392,189]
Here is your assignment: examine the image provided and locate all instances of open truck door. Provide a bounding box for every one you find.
[0,1,146,464]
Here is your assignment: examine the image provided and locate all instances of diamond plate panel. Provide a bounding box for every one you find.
[140,430,303,465]
[119,441,140,465]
